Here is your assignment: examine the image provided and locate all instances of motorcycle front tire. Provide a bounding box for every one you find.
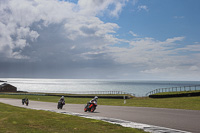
[90,106,95,112]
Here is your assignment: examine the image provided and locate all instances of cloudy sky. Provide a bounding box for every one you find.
[0,0,200,80]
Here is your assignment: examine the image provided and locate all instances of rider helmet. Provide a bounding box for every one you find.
[94,96,98,99]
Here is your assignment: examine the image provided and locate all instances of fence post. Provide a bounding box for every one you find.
[124,95,126,104]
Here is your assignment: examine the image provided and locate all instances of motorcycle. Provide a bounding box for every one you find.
[25,99,29,106]
[22,98,29,106]
[22,98,25,105]
[57,101,65,109]
[84,101,97,112]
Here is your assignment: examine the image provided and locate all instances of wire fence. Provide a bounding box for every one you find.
[146,85,200,96]
[63,91,135,96]
[0,91,135,96]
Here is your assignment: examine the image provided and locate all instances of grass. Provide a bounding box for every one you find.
[0,102,146,133]
[0,94,200,110]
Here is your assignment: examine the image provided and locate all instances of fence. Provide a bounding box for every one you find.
[63,91,135,96]
[0,91,135,96]
[146,85,200,96]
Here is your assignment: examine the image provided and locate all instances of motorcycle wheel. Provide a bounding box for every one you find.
[90,106,95,112]
[84,107,87,112]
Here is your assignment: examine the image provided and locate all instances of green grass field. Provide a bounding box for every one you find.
[0,102,146,133]
[0,94,200,110]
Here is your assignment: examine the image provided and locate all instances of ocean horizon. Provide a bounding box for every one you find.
[1,78,200,97]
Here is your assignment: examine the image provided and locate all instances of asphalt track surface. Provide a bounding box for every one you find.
[0,98,200,133]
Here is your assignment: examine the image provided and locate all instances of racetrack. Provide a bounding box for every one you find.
[0,98,199,133]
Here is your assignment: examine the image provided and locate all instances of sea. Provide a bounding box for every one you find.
[1,78,200,97]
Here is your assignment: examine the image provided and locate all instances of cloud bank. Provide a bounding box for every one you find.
[0,0,200,80]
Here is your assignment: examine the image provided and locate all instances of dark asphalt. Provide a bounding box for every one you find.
[0,98,199,133]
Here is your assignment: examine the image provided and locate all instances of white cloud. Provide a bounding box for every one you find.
[174,16,185,19]
[165,36,185,44]
[64,16,119,41]
[102,36,200,79]
[77,0,128,17]
[16,27,39,41]
[141,67,177,74]
[138,5,148,12]
[109,1,127,17]
[0,0,122,59]
[15,39,27,49]
[129,31,138,37]
[176,44,200,52]
[12,51,30,59]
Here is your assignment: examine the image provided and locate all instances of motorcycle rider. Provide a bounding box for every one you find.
[87,96,98,108]
[26,98,29,105]
[22,97,29,106]
[90,96,98,103]
[59,96,65,103]
[57,96,65,109]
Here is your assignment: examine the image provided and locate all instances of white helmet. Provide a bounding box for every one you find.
[61,96,64,99]
[94,96,98,99]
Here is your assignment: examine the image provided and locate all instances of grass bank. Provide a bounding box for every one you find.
[0,94,200,110]
[0,102,145,133]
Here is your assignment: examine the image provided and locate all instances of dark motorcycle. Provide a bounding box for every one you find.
[22,98,29,106]
[57,101,65,109]
[22,98,25,105]
[25,99,29,106]
[84,101,97,112]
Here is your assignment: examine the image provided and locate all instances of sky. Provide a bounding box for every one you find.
[0,0,200,80]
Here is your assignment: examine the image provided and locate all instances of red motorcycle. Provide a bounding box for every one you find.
[84,101,97,112]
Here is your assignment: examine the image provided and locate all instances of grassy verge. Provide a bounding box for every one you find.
[0,94,200,110]
[0,102,145,133]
